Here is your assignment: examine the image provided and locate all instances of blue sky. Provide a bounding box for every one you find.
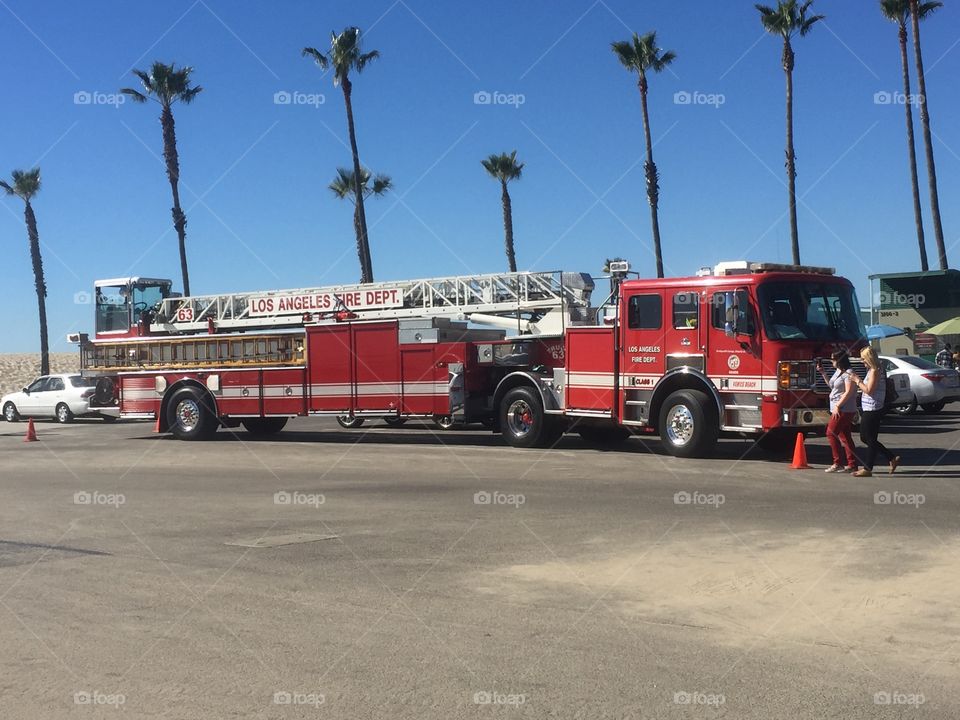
[1,0,959,352]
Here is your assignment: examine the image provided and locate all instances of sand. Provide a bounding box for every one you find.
[0,353,80,399]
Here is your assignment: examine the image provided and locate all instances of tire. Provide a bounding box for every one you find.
[578,425,630,447]
[166,388,218,440]
[242,417,288,435]
[499,386,561,449]
[755,430,795,456]
[921,400,946,414]
[383,417,407,427]
[433,415,456,430]
[336,415,365,429]
[658,389,718,458]
[100,415,118,423]
[3,402,20,423]
[55,403,74,424]
[893,395,918,416]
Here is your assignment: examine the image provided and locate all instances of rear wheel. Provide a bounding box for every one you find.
[3,402,20,423]
[500,386,562,449]
[336,415,364,429]
[921,400,946,414]
[167,388,218,440]
[893,395,918,416]
[658,389,718,458]
[433,415,456,430]
[242,417,288,435]
[55,403,74,424]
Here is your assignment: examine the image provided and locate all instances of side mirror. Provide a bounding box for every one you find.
[723,292,738,338]
[22,387,29,395]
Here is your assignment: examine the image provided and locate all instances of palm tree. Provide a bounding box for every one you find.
[481,151,525,272]
[756,1,824,266]
[880,0,940,272]
[121,62,202,296]
[611,32,676,279]
[1,168,49,375]
[329,168,392,280]
[304,28,380,283]
[908,0,948,270]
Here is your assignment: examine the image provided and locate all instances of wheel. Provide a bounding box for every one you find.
[499,386,561,449]
[336,415,365,429]
[3,402,20,423]
[55,403,74,424]
[893,395,918,415]
[433,415,456,430]
[100,415,118,423]
[754,430,795,456]
[241,417,288,435]
[383,417,407,427]
[578,425,630,447]
[657,389,718,458]
[921,400,946,414]
[166,388,218,440]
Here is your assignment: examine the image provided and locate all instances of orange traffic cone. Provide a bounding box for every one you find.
[23,418,38,442]
[790,432,810,469]
[153,414,162,433]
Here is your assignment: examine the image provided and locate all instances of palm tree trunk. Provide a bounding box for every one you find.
[352,203,365,283]
[161,104,190,296]
[341,79,373,283]
[783,40,800,266]
[638,74,664,278]
[25,201,49,376]
[500,180,517,272]
[898,22,928,272]
[909,0,947,270]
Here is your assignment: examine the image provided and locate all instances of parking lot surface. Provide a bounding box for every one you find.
[1,413,959,718]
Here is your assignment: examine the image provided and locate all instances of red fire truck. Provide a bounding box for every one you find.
[73,261,866,457]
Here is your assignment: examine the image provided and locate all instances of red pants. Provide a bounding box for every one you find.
[827,411,858,469]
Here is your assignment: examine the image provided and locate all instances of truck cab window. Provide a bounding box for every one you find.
[627,294,662,330]
[711,290,755,334]
[96,285,130,334]
[673,292,698,329]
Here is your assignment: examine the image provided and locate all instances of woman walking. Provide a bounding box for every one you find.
[849,347,900,477]
[818,350,860,473]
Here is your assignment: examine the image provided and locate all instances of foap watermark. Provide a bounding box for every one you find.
[874,490,925,508]
[273,690,325,707]
[674,690,725,707]
[274,490,325,508]
[879,291,925,309]
[74,690,125,707]
[473,690,526,707]
[74,491,125,508]
[474,490,525,508]
[73,290,93,305]
[74,90,125,108]
[273,90,325,108]
[674,490,725,508]
[874,90,923,107]
[874,690,925,707]
[473,90,525,108]
[674,90,725,109]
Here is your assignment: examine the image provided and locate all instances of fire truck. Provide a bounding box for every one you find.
[72,261,866,457]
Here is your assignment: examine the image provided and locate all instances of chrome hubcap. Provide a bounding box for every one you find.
[4,405,14,421]
[57,406,68,421]
[506,400,534,437]
[665,405,695,446]
[176,399,201,432]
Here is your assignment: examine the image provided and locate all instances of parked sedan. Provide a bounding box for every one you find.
[1,374,117,423]
[880,355,960,415]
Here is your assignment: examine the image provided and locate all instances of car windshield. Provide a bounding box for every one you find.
[69,376,97,387]
[898,356,940,370]
[758,281,865,341]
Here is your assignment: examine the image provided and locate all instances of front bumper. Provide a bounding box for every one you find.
[781,408,832,427]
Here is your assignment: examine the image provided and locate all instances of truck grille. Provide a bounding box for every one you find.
[813,357,866,394]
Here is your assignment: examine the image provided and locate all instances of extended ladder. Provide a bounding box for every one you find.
[153,270,596,336]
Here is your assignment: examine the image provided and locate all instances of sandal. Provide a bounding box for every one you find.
[890,457,901,474]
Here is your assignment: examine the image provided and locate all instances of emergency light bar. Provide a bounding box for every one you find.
[712,261,835,277]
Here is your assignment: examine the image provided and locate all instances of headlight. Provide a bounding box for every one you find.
[778,361,814,390]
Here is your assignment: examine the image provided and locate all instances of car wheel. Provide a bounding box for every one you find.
[658,389,718,458]
[893,395,918,415]
[100,415,118,423]
[336,415,364,429]
[55,403,74,424]
[383,417,407,427]
[3,402,20,423]
[241,417,288,435]
[166,388,218,440]
[433,415,456,430]
[921,400,946,414]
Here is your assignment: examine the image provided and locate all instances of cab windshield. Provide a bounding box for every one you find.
[758,281,864,341]
[95,281,170,334]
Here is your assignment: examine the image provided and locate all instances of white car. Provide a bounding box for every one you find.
[2,374,116,423]
[880,355,960,415]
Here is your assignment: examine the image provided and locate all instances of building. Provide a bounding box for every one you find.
[868,269,960,358]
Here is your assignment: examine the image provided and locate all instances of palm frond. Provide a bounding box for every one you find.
[0,180,12,196]
[917,1,943,18]
[302,47,329,68]
[119,88,149,103]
